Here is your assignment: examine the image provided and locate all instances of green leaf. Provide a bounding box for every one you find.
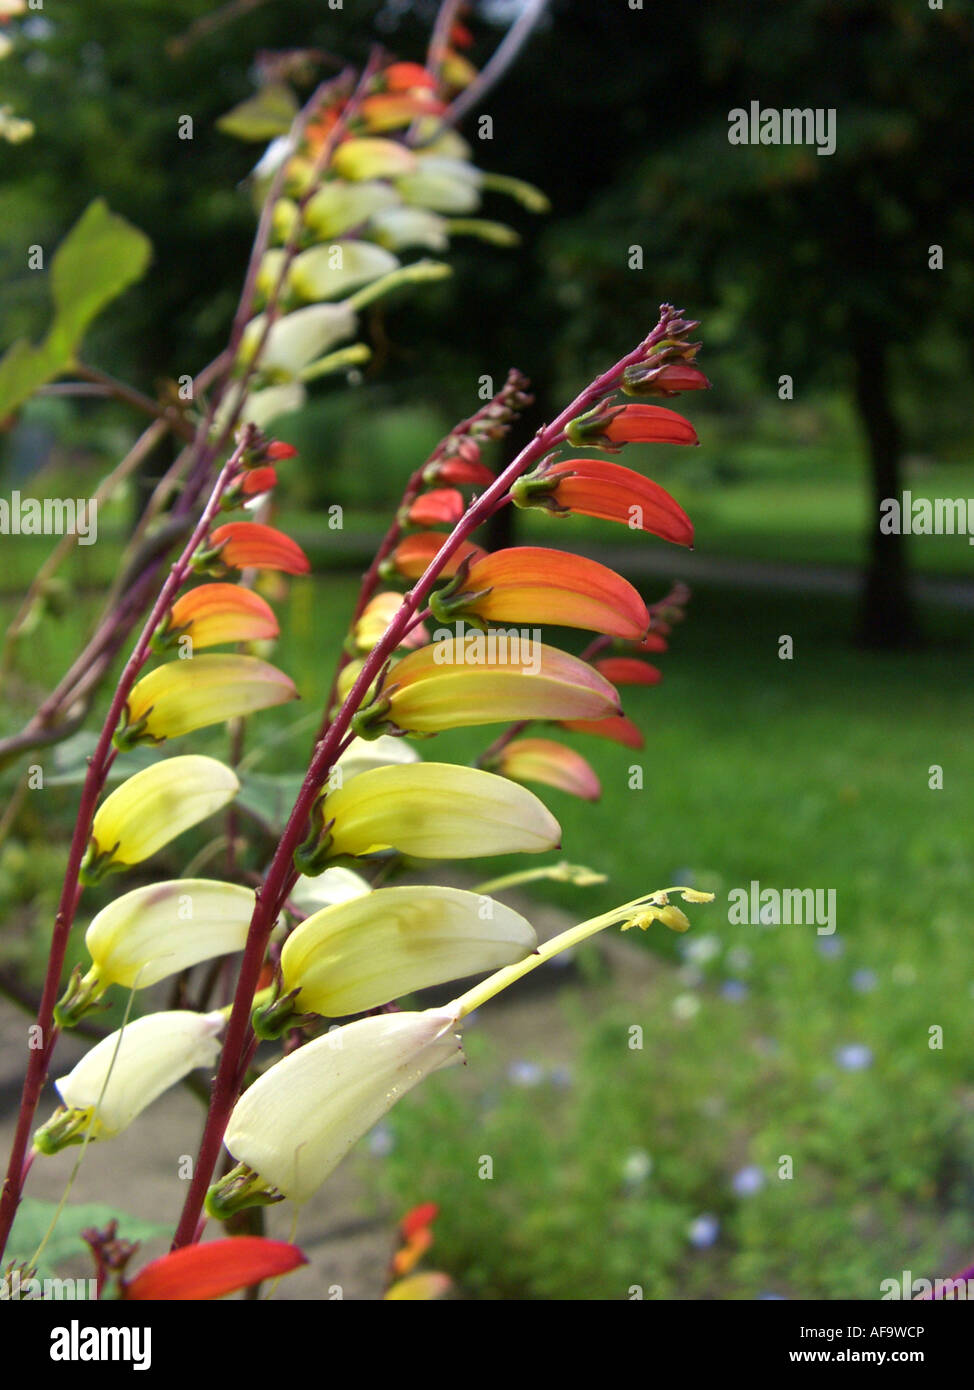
[6,1199,169,1286]
[0,337,64,423]
[0,199,151,420]
[217,84,298,141]
[46,198,152,362]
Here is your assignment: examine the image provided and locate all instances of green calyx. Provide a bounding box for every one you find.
[205,1162,284,1220]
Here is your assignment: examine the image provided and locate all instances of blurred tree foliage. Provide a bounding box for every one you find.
[2,0,971,644]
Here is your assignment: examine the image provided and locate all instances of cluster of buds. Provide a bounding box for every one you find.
[226,53,547,434]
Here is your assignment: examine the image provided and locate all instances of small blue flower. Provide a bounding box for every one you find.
[817,935,844,958]
[688,1213,720,1248]
[507,1059,545,1088]
[368,1123,394,1158]
[732,1165,766,1196]
[721,979,749,1002]
[851,968,878,993]
[835,1043,873,1072]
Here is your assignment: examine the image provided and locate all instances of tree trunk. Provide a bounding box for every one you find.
[851,328,921,649]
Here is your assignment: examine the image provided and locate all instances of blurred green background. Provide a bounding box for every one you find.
[2,0,973,1299]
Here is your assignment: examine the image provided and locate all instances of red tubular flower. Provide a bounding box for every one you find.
[407,488,466,527]
[623,363,711,398]
[559,714,645,749]
[241,467,278,496]
[518,458,693,547]
[604,404,699,447]
[635,630,668,653]
[124,1238,306,1300]
[593,657,662,686]
[400,1202,439,1240]
[388,533,487,581]
[266,441,298,461]
[497,738,601,802]
[427,456,495,487]
[457,547,650,641]
[208,522,310,575]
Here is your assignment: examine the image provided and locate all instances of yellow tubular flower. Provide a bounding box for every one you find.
[374,637,620,733]
[119,655,297,745]
[280,884,537,1017]
[84,879,256,991]
[84,756,239,881]
[320,762,561,859]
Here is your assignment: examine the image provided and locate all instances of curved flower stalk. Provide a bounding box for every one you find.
[34,1011,225,1152]
[209,889,713,1212]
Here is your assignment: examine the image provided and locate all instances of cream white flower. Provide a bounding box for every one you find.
[288,866,372,918]
[223,1007,462,1202]
[40,1011,224,1144]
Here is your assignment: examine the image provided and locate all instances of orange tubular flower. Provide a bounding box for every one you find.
[407,488,466,527]
[265,441,298,461]
[428,456,495,487]
[450,547,650,640]
[604,404,699,447]
[497,738,601,802]
[593,657,662,686]
[240,466,278,496]
[124,1238,306,1301]
[207,522,310,576]
[360,93,446,132]
[387,533,486,581]
[165,584,279,650]
[559,714,645,749]
[516,458,693,547]
[383,62,438,92]
[623,362,711,397]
